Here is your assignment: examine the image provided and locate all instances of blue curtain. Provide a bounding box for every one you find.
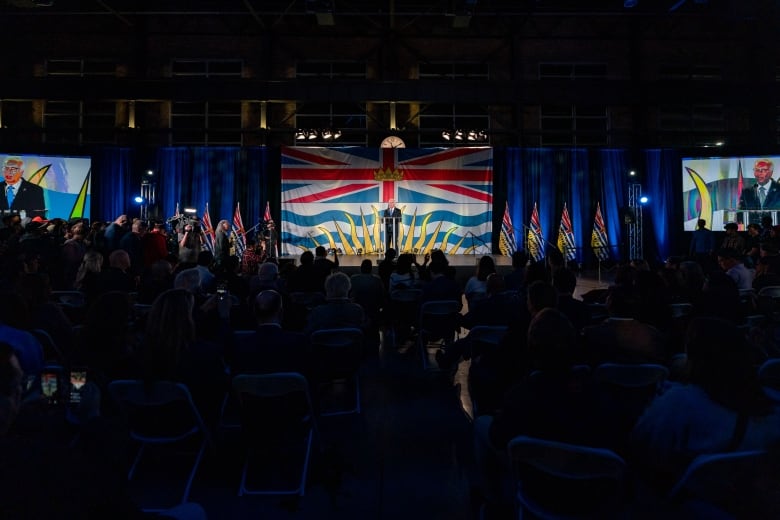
[596,149,631,261]
[156,147,273,237]
[644,148,681,262]
[93,147,134,221]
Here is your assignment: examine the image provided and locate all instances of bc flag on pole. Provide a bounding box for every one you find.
[264,201,279,258]
[201,203,215,254]
[280,146,493,256]
[232,202,246,257]
[591,202,610,261]
[527,202,545,263]
[499,201,517,256]
[557,203,577,261]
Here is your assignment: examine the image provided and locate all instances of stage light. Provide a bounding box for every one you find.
[295,129,307,140]
[477,130,487,140]
[321,128,333,139]
[146,169,154,176]
[467,130,478,141]
[133,196,144,204]
[183,207,197,215]
[454,129,464,141]
[332,129,342,139]
[442,130,452,141]
[307,129,318,140]
[639,196,649,204]
[629,170,636,177]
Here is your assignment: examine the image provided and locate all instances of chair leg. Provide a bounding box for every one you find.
[180,437,207,505]
[128,443,146,480]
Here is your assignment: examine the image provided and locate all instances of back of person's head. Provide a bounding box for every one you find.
[145,289,196,377]
[697,219,707,229]
[315,245,327,258]
[0,342,23,434]
[546,248,564,269]
[476,255,497,281]
[131,219,147,233]
[150,259,173,280]
[197,250,214,267]
[173,267,202,294]
[0,291,31,330]
[82,250,104,273]
[686,317,771,416]
[257,261,279,281]
[360,259,373,274]
[525,261,551,285]
[254,289,283,323]
[429,258,448,276]
[430,249,446,264]
[395,253,415,274]
[108,249,130,271]
[511,250,528,270]
[552,268,577,295]
[527,280,558,315]
[300,250,314,266]
[605,285,638,318]
[385,248,397,261]
[486,272,505,295]
[527,308,577,372]
[701,270,740,323]
[325,272,351,299]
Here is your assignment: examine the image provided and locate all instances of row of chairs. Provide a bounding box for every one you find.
[507,434,770,519]
[108,372,320,511]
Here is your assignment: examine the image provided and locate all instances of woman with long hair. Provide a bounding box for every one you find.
[464,255,497,306]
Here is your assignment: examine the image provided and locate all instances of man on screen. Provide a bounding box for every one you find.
[738,159,780,213]
[384,199,401,252]
[0,157,46,219]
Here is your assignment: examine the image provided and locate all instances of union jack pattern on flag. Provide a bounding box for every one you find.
[557,203,577,261]
[499,201,517,256]
[527,202,545,262]
[232,202,247,257]
[280,147,493,255]
[591,201,610,261]
[263,201,278,258]
[201,203,215,254]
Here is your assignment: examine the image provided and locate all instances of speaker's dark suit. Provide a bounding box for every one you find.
[384,207,401,251]
[0,179,46,218]
[738,180,780,225]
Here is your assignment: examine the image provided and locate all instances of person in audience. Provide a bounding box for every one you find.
[140,221,169,269]
[138,288,229,426]
[229,289,310,377]
[631,317,780,494]
[717,247,754,291]
[721,222,745,252]
[377,248,397,292]
[0,292,43,377]
[581,284,667,366]
[103,214,129,254]
[551,267,591,333]
[213,219,231,268]
[177,218,203,266]
[350,259,386,350]
[504,250,528,291]
[248,260,286,300]
[60,222,87,289]
[16,272,74,358]
[389,253,418,292]
[689,218,715,268]
[313,245,339,291]
[194,250,216,294]
[118,218,147,278]
[464,255,496,307]
[462,273,520,329]
[286,250,318,293]
[304,272,367,335]
[753,255,780,292]
[137,258,174,304]
[420,257,462,307]
[473,309,603,514]
[744,222,762,267]
[96,248,135,296]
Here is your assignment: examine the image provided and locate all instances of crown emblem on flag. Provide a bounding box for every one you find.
[373,168,403,181]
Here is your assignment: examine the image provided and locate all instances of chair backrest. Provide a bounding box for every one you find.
[231,372,316,436]
[310,328,363,375]
[51,290,86,307]
[593,363,669,389]
[29,328,64,365]
[108,380,209,441]
[389,288,423,303]
[668,450,768,506]
[758,285,780,298]
[508,435,627,517]
[467,325,508,357]
[758,358,780,391]
[232,371,310,399]
[668,303,694,319]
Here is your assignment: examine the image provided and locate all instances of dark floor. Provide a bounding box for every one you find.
[133,335,479,520]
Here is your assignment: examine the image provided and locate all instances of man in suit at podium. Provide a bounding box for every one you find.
[0,156,46,219]
[738,159,780,225]
[384,198,401,252]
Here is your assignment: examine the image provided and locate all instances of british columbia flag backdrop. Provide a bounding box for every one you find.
[280,146,493,256]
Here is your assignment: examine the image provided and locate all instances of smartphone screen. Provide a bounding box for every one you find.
[69,369,87,404]
[41,372,58,403]
[216,283,228,300]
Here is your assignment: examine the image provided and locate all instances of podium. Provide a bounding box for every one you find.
[382,215,401,252]
[715,209,780,228]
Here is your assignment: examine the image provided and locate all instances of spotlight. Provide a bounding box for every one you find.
[477,130,487,140]
[307,129,318,140]
[146,169,154,176]
[629,170,636,177]
[332,129,342,139]
[183,207,197,215]
[454,129,464,141]
[295,129,307,140]
[322,128,333,140]
[133,196,145,204]
[467,130,478,141]
[639,196,649,204]
[442,130,452,141]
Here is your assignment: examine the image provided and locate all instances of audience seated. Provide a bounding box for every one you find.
[463,255,497,307]
[377,248,397,293]
[137,258,174,304]
[389,253,419,292]
[503,250,527,292]
[551,267,591,333]
[0,292,44,377]
[717,247,754,291]
[420,257,463,308]
[631,317,780,494]
[229,290,311,378]
[304,272,367,336]
[350,259,386,350]
[581,285,668,366]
